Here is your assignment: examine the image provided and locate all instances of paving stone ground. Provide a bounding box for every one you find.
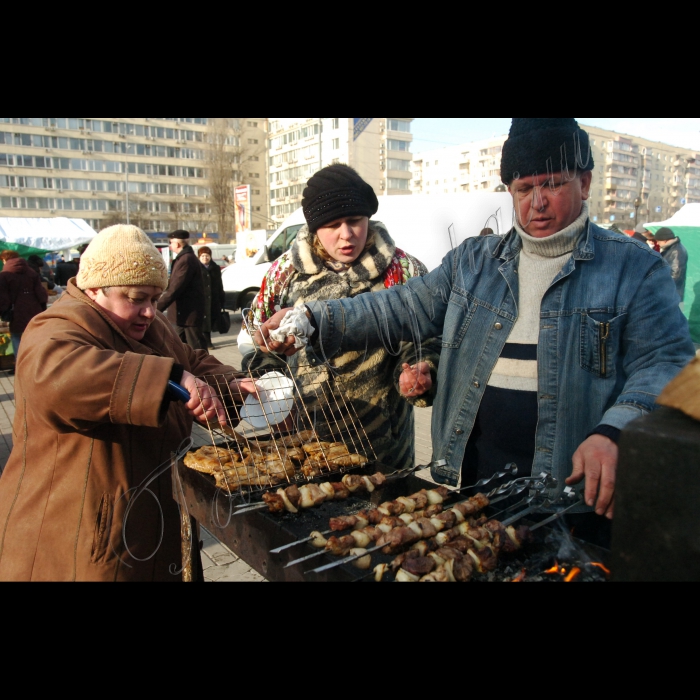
[0,312,435,583]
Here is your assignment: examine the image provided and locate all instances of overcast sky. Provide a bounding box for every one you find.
[411,118,700,153]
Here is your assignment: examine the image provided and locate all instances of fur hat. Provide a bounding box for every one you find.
[302,164,379,232]
[501,118,594,185]
[654,227,676,241]
[77,225,168,291]
[168,230,190,240]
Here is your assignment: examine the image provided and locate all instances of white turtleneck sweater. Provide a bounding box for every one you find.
[488,202,590,392]
[462,203,590,484]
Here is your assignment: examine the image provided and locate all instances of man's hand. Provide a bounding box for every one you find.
[180,371,227,426]
[399,362,432,399]
[566,435,618,519]
[253,308,301,357]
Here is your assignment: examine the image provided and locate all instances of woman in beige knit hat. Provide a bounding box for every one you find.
[0,225,254,583]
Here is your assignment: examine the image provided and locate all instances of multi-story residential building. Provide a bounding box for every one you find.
[412,125,699,227]
[0,118,270,241]
[268,118,414,225]
[412,137,507,196]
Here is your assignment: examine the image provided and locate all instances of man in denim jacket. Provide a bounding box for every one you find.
[257,118,695,523]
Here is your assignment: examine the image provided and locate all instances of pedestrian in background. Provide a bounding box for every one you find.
[158,230,208,351]
[27,255,56,290]
[198,246,225,349]
[55,257,79,286]
[655,227,689,308]
[636,223,661,253]
[0,251,48,358]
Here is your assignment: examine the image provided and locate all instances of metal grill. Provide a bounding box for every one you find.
[185,362,378,499]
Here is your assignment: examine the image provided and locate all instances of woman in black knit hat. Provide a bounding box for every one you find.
[244,164,441,473]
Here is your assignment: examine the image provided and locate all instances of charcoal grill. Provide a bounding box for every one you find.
[173,462,610,582]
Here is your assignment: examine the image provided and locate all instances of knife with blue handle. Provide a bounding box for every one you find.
[167,380,192,403]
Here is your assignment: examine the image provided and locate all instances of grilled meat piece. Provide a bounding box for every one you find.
[326,535,357,556]
[262,492,285,514]
[330,515,364,532]
[467,546,499,574]
[342,474,365,493]
[452,557,474,582]
[286,485,302,508]
[369,473,387,488]
[420,568,451,583]
[421,504,440,518]
[414,518,439,539]
[378,501,406,517]
[299,484,327,509]
[331,482,350,500]
[402,556,437,578]
[434,511,457,529]
[409,491,430,510]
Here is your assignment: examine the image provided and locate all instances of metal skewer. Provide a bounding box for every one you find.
[280,478,534,562]
[528,497,586,533]
[305,481,546,575]
[284,547,330,569]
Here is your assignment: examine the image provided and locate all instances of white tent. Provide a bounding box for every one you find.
[643,204,700,232]
[0,217,97,256]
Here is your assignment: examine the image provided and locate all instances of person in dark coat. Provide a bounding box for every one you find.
[0,251,49,357]
[157,230,207,350]
[27,255,56,290]
[198,246,225,349]
[655,227,689,307]
[55,258,79,286]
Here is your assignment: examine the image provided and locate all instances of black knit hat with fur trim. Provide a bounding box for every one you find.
[303,164,379,232]
[500,118,594,185]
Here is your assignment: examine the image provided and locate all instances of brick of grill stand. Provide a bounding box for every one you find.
[612,407,700,582]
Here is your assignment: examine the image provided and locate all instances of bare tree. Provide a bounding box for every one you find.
[206,118,266,242]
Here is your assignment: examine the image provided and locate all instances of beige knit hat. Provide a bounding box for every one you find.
[77,225,169,291]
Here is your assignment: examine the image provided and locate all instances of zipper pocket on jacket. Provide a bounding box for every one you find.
[91,494,114,564]
[600,322,610,378]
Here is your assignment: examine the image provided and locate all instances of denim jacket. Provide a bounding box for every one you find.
[309,223,696,500]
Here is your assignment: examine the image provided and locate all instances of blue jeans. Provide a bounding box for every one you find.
[11,334,21,359]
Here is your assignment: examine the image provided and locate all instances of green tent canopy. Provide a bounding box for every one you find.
[644,204,700,343]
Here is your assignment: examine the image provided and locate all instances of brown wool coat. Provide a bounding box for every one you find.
[0,282,236,582]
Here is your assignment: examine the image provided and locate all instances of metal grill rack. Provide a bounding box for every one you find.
[187,362,378,500]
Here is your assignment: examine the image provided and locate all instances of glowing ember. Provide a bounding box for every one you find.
[564,567,582,583]
[545,562,561,575]
[511,569,527,583]
[590,562,611,576]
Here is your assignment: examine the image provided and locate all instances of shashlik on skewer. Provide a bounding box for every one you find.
[377,520,532,582]
[261,472,388,515]
[276,485,455,560]
[295,493,493,572]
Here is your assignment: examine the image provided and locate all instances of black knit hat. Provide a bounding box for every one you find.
[501,118,594,185]
[655,227,676,241]
[302,164,379,232]
[168,230,190,240]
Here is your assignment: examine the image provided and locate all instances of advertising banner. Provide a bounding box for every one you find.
[235,185,252,234]
[353,118,373,141]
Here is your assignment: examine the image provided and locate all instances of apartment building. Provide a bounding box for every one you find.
[412,125,700,227]
[412,136,507,197]
[268,118,414,225]
[0,117,270,240]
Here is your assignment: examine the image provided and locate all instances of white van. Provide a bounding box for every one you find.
[222,192,514,313]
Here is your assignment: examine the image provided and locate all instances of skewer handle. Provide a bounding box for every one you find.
[168,381,192,403]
